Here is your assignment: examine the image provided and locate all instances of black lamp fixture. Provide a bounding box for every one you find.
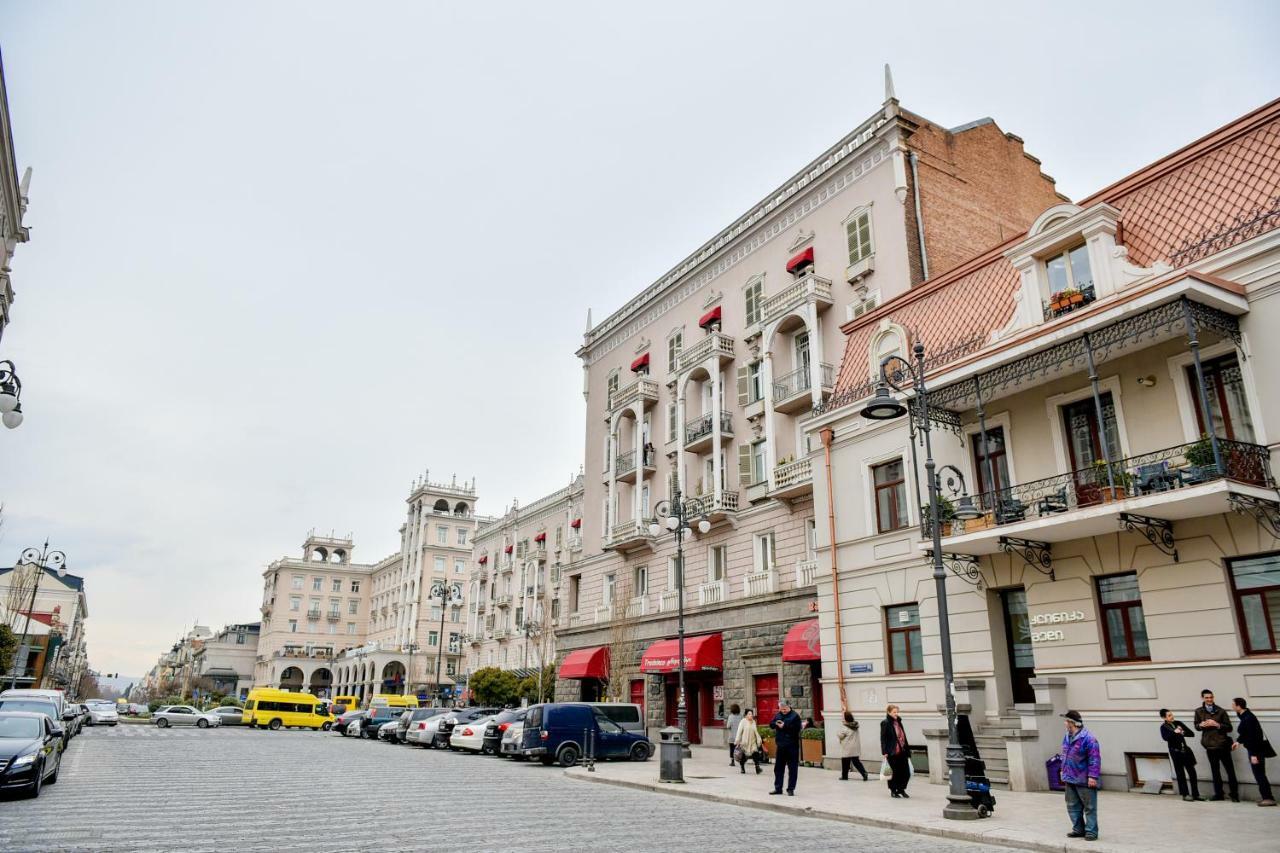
[859,382,906,421]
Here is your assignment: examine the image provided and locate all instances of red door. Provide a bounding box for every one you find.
[630,678,645,718]
[754,673,779,722]
[809,664,824,725]
[664,677,703,743]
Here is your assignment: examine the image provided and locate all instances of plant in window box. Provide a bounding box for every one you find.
[1089,459,1132,502]
[800,725,825,765]
[923,497,956,536]
[1048,288,1084,313]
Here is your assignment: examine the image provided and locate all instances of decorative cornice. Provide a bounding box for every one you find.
[701,289,723,309]
[788,229,815,252]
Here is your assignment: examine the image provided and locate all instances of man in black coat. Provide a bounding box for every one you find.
[1194,688,1238,801]
[769,699,802,796]
[1232,697,1276,806]
[1159,708,1202,801]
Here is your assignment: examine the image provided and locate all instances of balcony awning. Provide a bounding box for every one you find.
[781,619,821,662]
[570,518,581,529]
[477,556,488,565]
[630,352,650,372]
[504,545,513,554]
[558,645,610,680]
[640,633,723,673]
[534,532,546,543]
[786,246,814,273]
[698,305,722,329]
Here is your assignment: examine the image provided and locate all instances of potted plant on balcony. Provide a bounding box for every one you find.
[758,723,776,759]
[1090,459,1132,503]
[922,497,956,535]
[801,725,825,766]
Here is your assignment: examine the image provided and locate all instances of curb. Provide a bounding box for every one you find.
[564,770,1112,853]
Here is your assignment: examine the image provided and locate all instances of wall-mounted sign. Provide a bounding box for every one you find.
[808,602,819,613]
[712,685,724,701]
[1031,630,1066,643]
[848,662,874,674]
[1030,610,1085,626]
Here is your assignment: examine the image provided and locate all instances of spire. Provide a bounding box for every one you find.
[585,307,593,334]
[884,63,896,102]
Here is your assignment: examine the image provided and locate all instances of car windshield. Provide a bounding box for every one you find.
[0,717,41,739]
[0,700,56,719]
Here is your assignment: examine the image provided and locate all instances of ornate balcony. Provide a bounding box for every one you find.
[771,457,814,499]
[615,449,656,485]
[610,376,659,412]
[761,272,833,325]
[605,519,655,553]
[495,595,512,609]
[684,410,734,453]
[689,490,740,521]
[475,600,487,614]
[659,591,680,613]
[743,568,777,597]
[492,628,509,641]
[772,363,834,414]
[326,612,341,622]
[795,559,818,587]
[698,580,726,606]
[593,604,614,624]
[677,332,735,373]
[625,596,648,618]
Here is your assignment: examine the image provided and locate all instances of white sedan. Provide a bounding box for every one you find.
[500,718,525,759]
[85,702,119,726]
[448,715,495,754]
[153,705,222,728]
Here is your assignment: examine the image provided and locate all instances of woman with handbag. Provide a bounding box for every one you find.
[879,704,912,798]
[1232,697,1277,806]
[838,710,868,781]
[734,708,763,775]
[1159,708,1203,801]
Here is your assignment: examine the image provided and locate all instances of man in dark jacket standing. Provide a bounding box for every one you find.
[1232,697,1276,806]
[1194,688,1238,801]
[769,699,802,796]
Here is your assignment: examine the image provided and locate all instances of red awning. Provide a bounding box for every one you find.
[630,352,650,372]
[559,645,610,680]
[504,545,513,554]
[782,619,821,662]
[534,532,546,543]
[478,556,488,565]
[786,246,814,273]
[570,518,582,529]
[640,633,723,673]
[698,305,722,329]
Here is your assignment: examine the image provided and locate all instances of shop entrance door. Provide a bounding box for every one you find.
[809,664,824,724]
[630,678,645,719]
[1000,587,1036,705]
[754,673,779,722]
[665,678,703,743]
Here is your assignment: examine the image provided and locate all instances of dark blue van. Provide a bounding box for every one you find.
[520,702,653,766]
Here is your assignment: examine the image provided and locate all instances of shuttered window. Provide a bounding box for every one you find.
[846,209,873,264]
[744,279,764,326]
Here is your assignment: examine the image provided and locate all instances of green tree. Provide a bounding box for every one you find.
[517,664,557,704]
[0,623,16,675]
[469,667,519,706]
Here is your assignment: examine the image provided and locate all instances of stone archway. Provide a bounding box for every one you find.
[309,667,333,697]
[279,666,304,692]
[381,660,406,693]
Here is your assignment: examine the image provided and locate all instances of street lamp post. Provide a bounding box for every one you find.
[403,643,418,697]
[7,542,68,690]
[429,581,461,706]
[0,360,24,430]
[648,490,712,764]
[860,341,982,822]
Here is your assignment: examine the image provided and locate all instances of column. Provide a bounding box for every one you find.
[633,402,645,525]
[710,360,723,504]
[807,301,825,408]
[607,412,620,539]
[676,385,687,497]
[762,347,777,491]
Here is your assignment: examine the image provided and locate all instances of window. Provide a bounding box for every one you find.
[347,622,356,635]
[290,596,301,612]
[873,459,909,533]
[428,631,439,647]
[750,534,772,574]
[236,632,246,645]
[668,330,683,373]
[312,577,322,591]
[634,565,648,596]
[667,403,678,443]
[569,575,581,612]
[971,426,1010,496]
[457,528,468,545]
[434,556,446,574]
[327,623,336,635]
[350,580,360,593]
[288,619,298,633]
[1046,243,1093,295]
[845,208,873,265]
[292,576,303,590]
[751,441,766,484]
[348,599,358,615]
[1188,353,1255,442]
[437,526,448,545]
[601,573,616,606]
[886,604,922,673]
[328,599,340,616]
[744,277,764,326]
[454,558,465,574]
[451,605,461,622]
[709,545,728,581]
[1096,573,1150,662]
[748,362,763,403]
[607,369,620,399]
[1228,553,1280,654]
[331,578,342,593]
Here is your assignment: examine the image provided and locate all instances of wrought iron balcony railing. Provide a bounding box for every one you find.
[684,410,734,445]
[773,363,834,402]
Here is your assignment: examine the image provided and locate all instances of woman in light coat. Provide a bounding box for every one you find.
[734,708,763,774]
[838,710,869,781]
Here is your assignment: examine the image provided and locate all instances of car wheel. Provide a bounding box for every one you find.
[197,719,209,729]
[268,719,282,731]
[557,745,580,767]
[321,721,332,731]
[27,763,43,798]
[47,763,59,785]
[629,742,650,762]
[156,718,169,728]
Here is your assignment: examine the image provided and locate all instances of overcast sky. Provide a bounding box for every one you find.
[2,1,1277,678]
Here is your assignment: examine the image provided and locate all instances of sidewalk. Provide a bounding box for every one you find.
[564,747,1276,853]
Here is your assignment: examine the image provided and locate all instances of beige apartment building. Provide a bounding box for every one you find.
[465,474,584,682]
[556,79,1064,742]
[193,622,260,701]
[0,47,31,343]
[807,98,1280,797]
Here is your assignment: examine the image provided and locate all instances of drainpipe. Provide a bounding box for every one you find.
[819,426,850,713]
[909,151,929,281]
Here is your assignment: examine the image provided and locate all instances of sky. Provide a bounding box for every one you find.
[1,0,1277,677]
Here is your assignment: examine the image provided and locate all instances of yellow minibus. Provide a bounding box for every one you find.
[242,688,334,731]
[330,694,361,714]
[369,693,419,710]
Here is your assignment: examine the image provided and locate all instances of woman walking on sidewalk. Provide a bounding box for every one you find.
[734,708,763,774]
[838,711,868,781]
[880,704,912,798]
[724,704,743,767]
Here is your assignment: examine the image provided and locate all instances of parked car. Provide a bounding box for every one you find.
[484,709,526,756]
[59,704,83,738]
[0,689,66,721]
[449,715,496,754]
[84,701,119,726]
[403,708,449,746]
[500,715,526,759]
[434,707,500,749]
[377,719,401,742]
[0,712,62,798]
[0,697,67,748]
[153,705,222,728]
[210,706,244,726]
[589,702,645,734]
[334,710,367,736]
[520,703,653,766]
[356,706,402,740]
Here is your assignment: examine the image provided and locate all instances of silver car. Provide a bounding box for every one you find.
[153,705,221,728]
[209,706,244,726]
[85,701,119,726]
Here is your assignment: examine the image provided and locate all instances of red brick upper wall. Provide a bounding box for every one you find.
[905,114,1066,282]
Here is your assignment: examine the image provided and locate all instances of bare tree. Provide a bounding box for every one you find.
[605,575,637,702]
[2,561,39,631]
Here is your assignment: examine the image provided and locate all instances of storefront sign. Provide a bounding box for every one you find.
[1030,610,1085,626]
[1031,629,1066,643]
[848,662,874,674]
[712,685,724,701]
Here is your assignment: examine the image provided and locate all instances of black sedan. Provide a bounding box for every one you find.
[0,712,62,798]
[483,709,526,755]
[0,698,66,749]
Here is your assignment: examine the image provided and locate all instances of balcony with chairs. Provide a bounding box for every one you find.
[684,410,734,453]
[677,331,735,373]
[761,272,833,325]
[773,363,834,414]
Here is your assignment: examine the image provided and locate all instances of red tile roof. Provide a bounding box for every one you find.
[832,98,1280,398]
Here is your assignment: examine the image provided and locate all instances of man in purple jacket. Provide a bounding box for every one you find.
[1060,710,1101,841]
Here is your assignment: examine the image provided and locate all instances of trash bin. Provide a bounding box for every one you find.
[658,726,685,783]
[1046,754,1064,791]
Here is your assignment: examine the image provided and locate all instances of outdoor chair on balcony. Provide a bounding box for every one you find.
[1132,461,1177,494]
[994,493,1027,524]
[1035,487,1069,516]
[1177,464,1217,486]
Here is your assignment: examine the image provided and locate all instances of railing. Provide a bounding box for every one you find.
[677,332,735,372]
[773,457,813,489]
[476,601,487,614]
[1042,283,1097,321]
[796,559,818,587]
[326,612,341,622]
[684,410,734,445]
[626,596,648,618]
[496,595,512,609]
[659,591,680,612]
[940,438,1274,537]
[567,534,583,551]
[468,635,482,647]
[594,604,614,624]
[690,490,741,513]
[492,628,509,640]
[306,610,321,619]
[744,568,777,597]
[608,519,652,545]
[761,273,833,324]
[568,612,584,628]
[773,363,834,402]
[610,376,659,411]
[698,580,726,606]
[615,450,640,477]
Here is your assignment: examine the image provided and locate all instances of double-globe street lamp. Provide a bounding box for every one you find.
[861,340,983,821]
[0,360,24,429]
[648,490,712,767]
[428,580,463,706]
[7,542,68,690]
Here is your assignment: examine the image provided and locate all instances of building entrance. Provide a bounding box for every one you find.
[1000,587,1036,705]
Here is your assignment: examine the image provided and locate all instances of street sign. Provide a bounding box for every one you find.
[847,662,874,674]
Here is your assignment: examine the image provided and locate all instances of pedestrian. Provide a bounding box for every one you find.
[734,708,763,775]
[1060,710,1101,842]
[838,710,868,781]
[1194,688,1239,801]
[879,704,912,798]
[724,703,743,767]
[1159,708,1202,801]
[768,699,802,796]
[803,716,816,730]
[1231,697,1277,806]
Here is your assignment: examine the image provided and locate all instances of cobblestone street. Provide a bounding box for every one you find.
[0,726,1034,852]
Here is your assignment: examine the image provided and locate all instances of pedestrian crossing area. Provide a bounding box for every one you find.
[83,723,225,737]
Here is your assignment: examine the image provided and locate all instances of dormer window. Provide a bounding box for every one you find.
[1044,243,1096,319]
